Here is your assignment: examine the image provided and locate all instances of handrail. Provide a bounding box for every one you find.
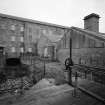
[73,64,105,75]
[74,64,105,70]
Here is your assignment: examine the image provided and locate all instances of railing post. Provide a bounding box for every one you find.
[91,72,93,81]
[84,71,87,79]
[72,71,79,97]
[43,57,46,78]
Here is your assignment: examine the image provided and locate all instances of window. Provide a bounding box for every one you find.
[20,37,24,42]
[80,35,86,48]
[82,35,86,47]
[95,41,104,48]
[89,39,95,48]
[29,35,32,41]
[11,47,15,52]
[28,48,32,52]
[20,47,24,53]
[11,36,15,41]
[60,40,63,49]
[66,38,70,48]
[11,25,15,31]
[42,29,46,34]
[1,24,6,29]
[20,26,24,32]
[29,27,32,33]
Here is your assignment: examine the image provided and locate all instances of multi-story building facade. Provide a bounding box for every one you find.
[0,15,25,57]
[0,13,66,58]
[1,13,105,67]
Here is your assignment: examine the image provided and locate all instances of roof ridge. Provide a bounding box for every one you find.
[71,27,105,41]
[0,13,71,29]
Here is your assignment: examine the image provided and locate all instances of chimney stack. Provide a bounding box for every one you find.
[84,13,100,32]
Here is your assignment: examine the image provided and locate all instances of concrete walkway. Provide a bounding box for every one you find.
[0,78,104,105]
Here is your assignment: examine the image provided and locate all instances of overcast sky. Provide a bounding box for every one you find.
[0,0,105,32]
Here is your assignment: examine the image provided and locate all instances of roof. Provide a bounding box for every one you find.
[1,13,105,43]
[71,26,105,42]
[0,13,70,30]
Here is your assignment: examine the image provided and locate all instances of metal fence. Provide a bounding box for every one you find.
[72,64,105,85]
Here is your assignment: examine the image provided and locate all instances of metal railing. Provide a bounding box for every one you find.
[72,64,105,84]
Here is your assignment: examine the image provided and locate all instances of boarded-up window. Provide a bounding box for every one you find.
[1,24,6,29]
[29,27,32,33]
[85,37,90,48]
[91,55,98,66]
[79,35,85,48]
[29,35,32,41]
[72,32,77,48]
[82,35,86,47]
[89,39,95,48]
[95,41,104,48]
[74,34,80,48]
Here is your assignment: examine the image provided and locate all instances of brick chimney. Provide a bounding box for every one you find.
[84,13,100,32]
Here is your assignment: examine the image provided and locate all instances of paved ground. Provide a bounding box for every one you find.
[46,62,105,101]
[0,79,104,105]
[76,78,105,102]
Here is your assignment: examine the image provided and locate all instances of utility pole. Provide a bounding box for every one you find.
[65,29,73,85]
[68,30,73,85]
